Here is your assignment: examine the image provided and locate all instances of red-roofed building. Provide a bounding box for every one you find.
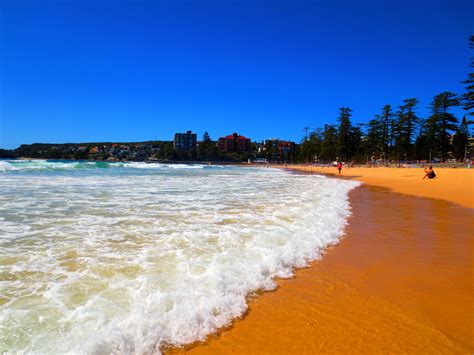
[277,140,296,162]
[218,133,251,153]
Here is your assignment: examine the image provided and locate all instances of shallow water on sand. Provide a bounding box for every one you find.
[0,160,359,353]
[183,185,474,354]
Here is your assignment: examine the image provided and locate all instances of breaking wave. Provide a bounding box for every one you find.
[0,164,360,353]
[0,160,207,172]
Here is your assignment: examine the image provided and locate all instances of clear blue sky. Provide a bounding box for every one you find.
[1,0,473,149]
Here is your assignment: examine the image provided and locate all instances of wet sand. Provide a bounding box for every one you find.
[170,184,474,354]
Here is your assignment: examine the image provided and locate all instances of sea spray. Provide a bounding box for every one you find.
[0,162,360,353]
[0,159,207,171]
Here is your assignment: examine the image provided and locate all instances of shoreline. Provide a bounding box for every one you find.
[169,169,474,354]
[277,164,474,208]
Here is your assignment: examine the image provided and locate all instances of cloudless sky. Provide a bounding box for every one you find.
[1,0,473,149]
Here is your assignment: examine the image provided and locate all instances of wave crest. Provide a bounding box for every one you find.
[0,160,207,171]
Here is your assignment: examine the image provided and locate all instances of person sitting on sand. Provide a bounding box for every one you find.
[337,161,342,176]
[423,166,436,180]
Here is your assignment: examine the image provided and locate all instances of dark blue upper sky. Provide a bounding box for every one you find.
[1,0,473,148]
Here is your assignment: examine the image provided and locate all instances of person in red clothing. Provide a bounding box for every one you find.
[337,161,343,175]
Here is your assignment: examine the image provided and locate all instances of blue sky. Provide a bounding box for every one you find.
[1,0,473,149]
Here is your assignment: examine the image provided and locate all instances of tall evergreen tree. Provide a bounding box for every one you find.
[422,111,440,161]
[414,117,430,160]
[320,124,338,162]
[392,108,405,161]
[350,125,362,161]
[367,105,393,161]
[399,98,419,161]
[310,128,323,162]
[452,116,469,161]
[197,132,217,160]
[380,105,393,160]
[264,140,278,162]
[461,35,474,118]
[365,117,384,160]
[388,112,399,160]
[336,107,354,161]
[426,92,460,161]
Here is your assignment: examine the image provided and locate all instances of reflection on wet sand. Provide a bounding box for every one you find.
[177,185,474,354]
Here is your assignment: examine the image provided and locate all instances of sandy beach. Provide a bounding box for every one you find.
[170,167,474,354]
[283,165,474,208]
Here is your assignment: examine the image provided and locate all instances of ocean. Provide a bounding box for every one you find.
[0,160,360,353]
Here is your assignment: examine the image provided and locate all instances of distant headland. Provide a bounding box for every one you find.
[0,131,297,163]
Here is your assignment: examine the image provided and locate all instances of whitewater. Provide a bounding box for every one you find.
[0,160,360,353]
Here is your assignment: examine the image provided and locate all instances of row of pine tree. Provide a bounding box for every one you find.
[298,36,473,164]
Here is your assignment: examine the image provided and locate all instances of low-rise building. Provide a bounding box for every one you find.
[262,138,296,162]
[218,133,251,153]
[277,140,296,160]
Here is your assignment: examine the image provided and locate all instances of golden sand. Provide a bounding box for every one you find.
[284,165,474,208]
[169,173,474,354]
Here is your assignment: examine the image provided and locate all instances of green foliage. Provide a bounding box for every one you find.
[9,139,257,163]
[461,35,474,116]
[363,105,393,163]
[462,73,474,116]
[297,89,467,164]
[336,107,354,161]
[320,125,337,162]
[399,98,420,160]
[381,105,392,157]
[0,149,15,158]
[197,137,219,160]
[365,117,384,159]
[202,131,211,142]
[452,116,469,160]
[264,140,278,161]
[425,92,460,161]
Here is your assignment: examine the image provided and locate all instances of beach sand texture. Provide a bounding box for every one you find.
[284,166,474,208]
[172,181,474,354]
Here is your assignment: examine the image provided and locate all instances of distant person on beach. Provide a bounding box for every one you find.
[337,161,342,175]
[423,166,436,179]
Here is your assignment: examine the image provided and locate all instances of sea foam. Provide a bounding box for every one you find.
[0,160,208,171]
[0,164,360,353]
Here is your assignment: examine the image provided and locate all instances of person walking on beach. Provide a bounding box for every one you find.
[337,161,342,176]
[423,166,436,179]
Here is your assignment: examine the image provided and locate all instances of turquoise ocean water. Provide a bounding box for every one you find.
[0,160,359,353]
